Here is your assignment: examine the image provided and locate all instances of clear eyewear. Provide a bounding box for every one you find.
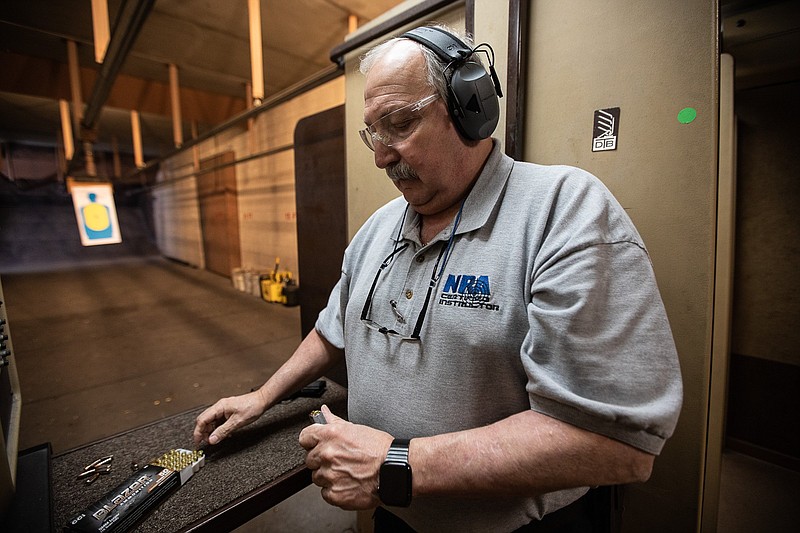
[359,200,464,341]
[358,94,439,151]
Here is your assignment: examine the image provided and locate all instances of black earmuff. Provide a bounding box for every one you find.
[401,26,502,141]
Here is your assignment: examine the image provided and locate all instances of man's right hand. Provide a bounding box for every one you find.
[193,390,269,445]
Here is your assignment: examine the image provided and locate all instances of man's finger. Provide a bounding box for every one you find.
[320,404,342,423]
[193,426,210,445]
[208,426,228,445]
[208,418,237,445]
[193,404,224,444]
[299,424,322,450]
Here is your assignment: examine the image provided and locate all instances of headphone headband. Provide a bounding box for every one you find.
[401,26,472,64]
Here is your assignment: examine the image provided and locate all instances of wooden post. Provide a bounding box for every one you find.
[247,0,264,104]
[131,110,144,169]
[90,0,110,63]
[169,63,183,148]
[59,99,75,162]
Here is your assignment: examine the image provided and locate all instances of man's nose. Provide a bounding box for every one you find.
[373,141,400,169]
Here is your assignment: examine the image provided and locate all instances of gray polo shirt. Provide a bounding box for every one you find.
[316,140,682,531]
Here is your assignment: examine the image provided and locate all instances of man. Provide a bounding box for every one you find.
[193,25,683,532]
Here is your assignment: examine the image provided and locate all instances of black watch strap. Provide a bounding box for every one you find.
[385,438,410,462]
[379,438,413,507]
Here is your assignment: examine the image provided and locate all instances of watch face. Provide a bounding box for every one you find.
[379,461,412,507]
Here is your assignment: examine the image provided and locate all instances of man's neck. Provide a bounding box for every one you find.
[419,139,493,244]
[420,207,460,244]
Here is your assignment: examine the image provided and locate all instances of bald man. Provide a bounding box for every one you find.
[194,25,682,532]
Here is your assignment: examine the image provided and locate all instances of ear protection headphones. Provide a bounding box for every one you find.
[401,26,503,141]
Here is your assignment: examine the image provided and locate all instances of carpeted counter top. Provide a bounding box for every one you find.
[52,380,347,532]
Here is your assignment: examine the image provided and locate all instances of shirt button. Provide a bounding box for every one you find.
[405,290,413,299]
[415,255,425,263]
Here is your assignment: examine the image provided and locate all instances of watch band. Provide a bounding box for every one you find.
[385,438,410,462]
[379,438,413,507]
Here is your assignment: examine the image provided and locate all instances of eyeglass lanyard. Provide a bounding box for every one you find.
[435,198,465,281]
[409,198,465,338]
[360,206,410,321]
[360,241,410,321]
[360,198,466,339]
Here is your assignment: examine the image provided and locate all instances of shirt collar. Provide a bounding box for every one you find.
[457,139,513,235]
[393,139,514,245]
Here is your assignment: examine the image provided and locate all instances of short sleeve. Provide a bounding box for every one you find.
[314,270,349,350]
[522,241,683,454]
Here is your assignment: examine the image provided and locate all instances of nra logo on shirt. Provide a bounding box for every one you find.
[439,274,500,311]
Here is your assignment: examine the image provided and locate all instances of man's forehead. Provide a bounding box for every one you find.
[364,42,427,92]
[365,82,419,105]
[363,88,425,124]
[373,38,423,69]
[363,72,428,116]
[362,40,431,120]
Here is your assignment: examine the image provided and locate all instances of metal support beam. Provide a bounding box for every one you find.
[66,40,83,136]
[505,0,528,160]
[83,140,97,177]
[111,136,122,179]
[81,0,156,132]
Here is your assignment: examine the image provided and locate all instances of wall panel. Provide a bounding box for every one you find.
[523,1,719,531]
[152,78,344,279]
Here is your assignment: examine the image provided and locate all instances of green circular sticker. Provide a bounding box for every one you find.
[678,107,697,124]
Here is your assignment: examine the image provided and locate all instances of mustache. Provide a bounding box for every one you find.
[386,161,418,182]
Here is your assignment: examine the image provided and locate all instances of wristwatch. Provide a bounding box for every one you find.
[378,438,412,507]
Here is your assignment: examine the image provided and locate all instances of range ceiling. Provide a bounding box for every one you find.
[2,0,798,167]
[0,0,403,160]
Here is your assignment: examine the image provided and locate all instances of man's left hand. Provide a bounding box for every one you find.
[299,404,394,510]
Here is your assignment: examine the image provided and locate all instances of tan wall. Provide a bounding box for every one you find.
[523,1,719,531]
[473,0,510,154]
[238,83,345,277]
[732,81,800,367]
[153,161,205,267]
[152,78,345,279]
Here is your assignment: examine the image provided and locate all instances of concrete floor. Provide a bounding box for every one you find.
[5,256,303,453]
[2,256,797,532]
[2,256,357,532]
[717,451,798,533]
